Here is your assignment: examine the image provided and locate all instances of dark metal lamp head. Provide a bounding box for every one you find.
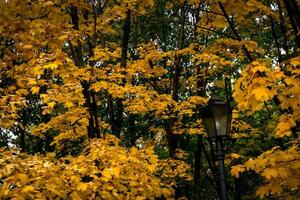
[200,94,232,138]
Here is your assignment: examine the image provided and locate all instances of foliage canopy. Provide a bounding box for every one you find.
[0,0,299,199]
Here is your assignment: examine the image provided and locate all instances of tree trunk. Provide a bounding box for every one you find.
[107,93,116,135]
[194,135,203,200]
[69,5,99,138]
[218,2,253,62]
[19,124,25,151]
[194,62,207,199]
[282,0,300,48]
[82,82,95,138]
[115,11,131,138]
[129,114,136,146]
[91,92,100,137]
[166,4,186,157]
[277,0,289,56]
[172,6,186,102]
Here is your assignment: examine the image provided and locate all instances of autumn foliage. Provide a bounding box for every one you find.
[0,0,299,199]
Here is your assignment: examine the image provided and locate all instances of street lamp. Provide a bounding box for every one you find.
[200,94,232,200]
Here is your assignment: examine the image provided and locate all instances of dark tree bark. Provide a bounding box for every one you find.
[194,135,203,200]
[218,2,253,62]
[282,0,300,48]
[277,0,289,56]
[91,92,100,138]
[172,5,186,102]
[82,82,95,138]
[128,114,136,146]
[69,5,98,138]
[165,4,186,158]
[107,93,116,135]
[19,124,25,151]
[115,11,131,138]
[192,3,206,189]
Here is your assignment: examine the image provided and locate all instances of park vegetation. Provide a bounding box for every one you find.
[0,0,299,199]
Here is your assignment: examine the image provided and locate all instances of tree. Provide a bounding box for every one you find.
[0,0,299,199]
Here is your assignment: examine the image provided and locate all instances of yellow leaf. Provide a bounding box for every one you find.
[251,64,268,73]
[275,114,296,138]
[231,165,245,178]
[31,86,40,94]
[44,63,58,70]
[32,66,44,76]
[251,87,273,101]
[48,101,56,108]
[22,44,33,49]
[256,185,269,198]
[16,173,29,184]
[48,185,63,196]
[230,153,241,159]
[21,185,35,193]
[102,168,112,182]
[79,118,89,126]
[290,56,300,66]
[28,79,37,85]
[287,177,300,188]
[69,116,78,124]
[43,1,54,7]
[244,158,256,170]
[262,168,278,180]
[136,196,146,200]
[54,59,64,66]
[77,182,88,192]
[58,34,68,41]
[65,101,73,108]
[112,166,120,178]
[269,183,282,195]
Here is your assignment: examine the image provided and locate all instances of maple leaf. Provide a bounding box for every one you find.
[251,87,272,101]
[28,79,37,85]
[275,114,296,138]
[269,183,283,195]
[112,166,121,178]
[290,56,300,66]
[136,196,146,200]
[58,34,68,41]
[262,168,279,180]
[77,182,88,192]
[48,101,56,108]
[43,1,54,7]
[44,63,58,70]
[244,158,256,170]
[102,168,112,182]
[31,86,40,94]
[287,177,300,188]
[230,153,241,159]
[21,185,35,193]
[256,185,269,198]
[22,44,33,49]
[251,64,268,73]
[231,165,245,178]
[64,101,74,108]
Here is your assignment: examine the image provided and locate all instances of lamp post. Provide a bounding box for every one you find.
[200,94,232,200]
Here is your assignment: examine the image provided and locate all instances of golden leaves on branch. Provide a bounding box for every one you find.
[233,60,280,114]
[231,145,300,198]
[231,165,245,178]
[275,114,296,138]
[231,56,300,197]
[0,136,191,199]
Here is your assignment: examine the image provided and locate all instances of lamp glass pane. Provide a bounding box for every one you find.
[203,116,216,137]
[212,105,230,137]
[226,111,232,137]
